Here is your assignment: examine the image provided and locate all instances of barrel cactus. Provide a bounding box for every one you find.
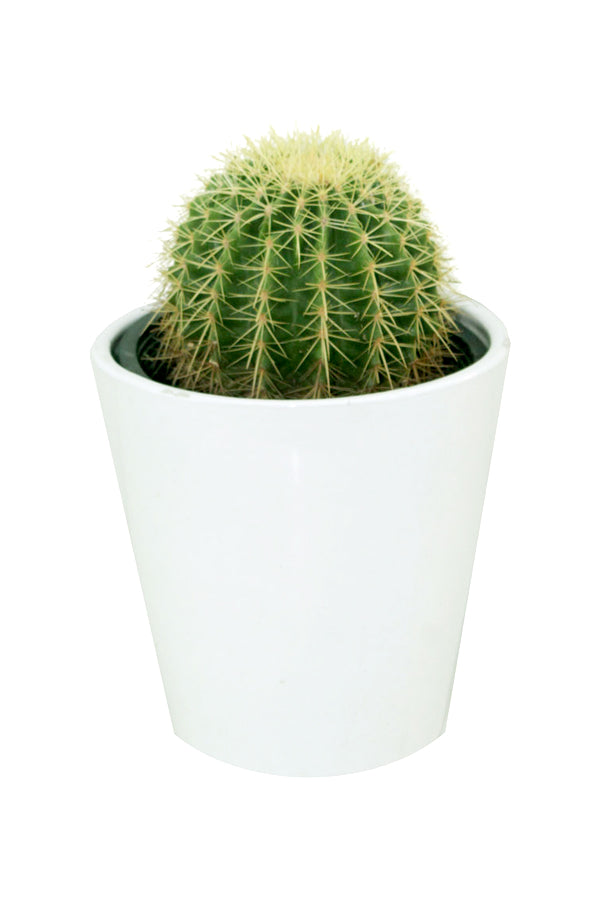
[147,130,458,398]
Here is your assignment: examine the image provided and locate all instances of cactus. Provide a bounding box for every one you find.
[147,130,458,398]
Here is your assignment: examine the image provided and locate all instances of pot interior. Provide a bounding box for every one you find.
[112,309,491,392]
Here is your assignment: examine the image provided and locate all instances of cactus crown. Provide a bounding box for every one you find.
[147,130,457,398]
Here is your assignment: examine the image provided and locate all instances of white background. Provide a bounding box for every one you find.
[2,1,599,897]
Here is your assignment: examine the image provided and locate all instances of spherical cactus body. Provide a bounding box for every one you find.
[149,131,457,398]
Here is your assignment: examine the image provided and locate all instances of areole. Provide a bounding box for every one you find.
[92,296,509,775]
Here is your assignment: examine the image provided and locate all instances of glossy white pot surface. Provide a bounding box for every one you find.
[92,298,509,775]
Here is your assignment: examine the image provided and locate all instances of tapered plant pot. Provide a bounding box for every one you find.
[91,296,509,776]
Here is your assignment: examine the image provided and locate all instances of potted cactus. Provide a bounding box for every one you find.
[92,131,509,776]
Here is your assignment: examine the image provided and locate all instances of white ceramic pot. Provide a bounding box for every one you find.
[91,297,509,776]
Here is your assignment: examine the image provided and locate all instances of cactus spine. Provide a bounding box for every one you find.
[149,130,457,398]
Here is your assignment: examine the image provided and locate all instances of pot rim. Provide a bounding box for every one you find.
[91,297,510,408]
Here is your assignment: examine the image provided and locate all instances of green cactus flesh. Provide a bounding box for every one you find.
[148,131,457,398]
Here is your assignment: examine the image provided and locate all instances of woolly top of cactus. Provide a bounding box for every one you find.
[149,130,457,398]
[213,129,399,190]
